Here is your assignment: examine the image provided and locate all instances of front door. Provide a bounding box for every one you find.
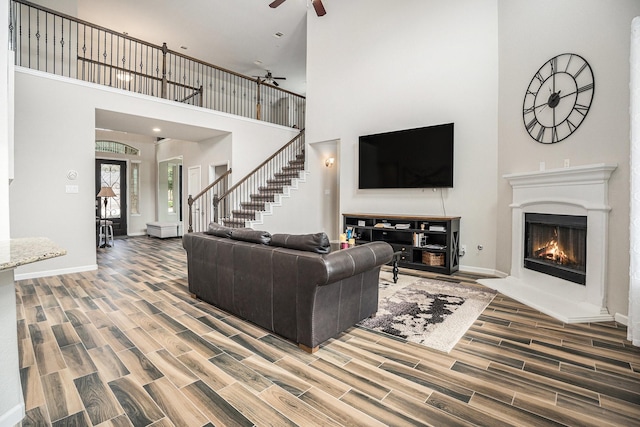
[96,159,127,237]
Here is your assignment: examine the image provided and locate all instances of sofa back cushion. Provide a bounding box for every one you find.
[271,232,331,254]
[231,228,272,244]
[206,222,234,238]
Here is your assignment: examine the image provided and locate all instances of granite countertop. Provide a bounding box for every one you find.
[0,237,67,271]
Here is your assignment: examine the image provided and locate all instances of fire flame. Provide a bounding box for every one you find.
[536,239,569,264]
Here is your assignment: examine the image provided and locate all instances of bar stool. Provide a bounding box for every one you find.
[98,220,114,248]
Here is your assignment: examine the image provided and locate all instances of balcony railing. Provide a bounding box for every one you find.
[8,0,305,128]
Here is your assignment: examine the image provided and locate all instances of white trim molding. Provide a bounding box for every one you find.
[480,163,617,323]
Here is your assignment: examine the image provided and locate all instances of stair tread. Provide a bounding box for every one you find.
[201,149,305,230]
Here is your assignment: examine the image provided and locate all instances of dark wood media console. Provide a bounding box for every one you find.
[343,213,460,275]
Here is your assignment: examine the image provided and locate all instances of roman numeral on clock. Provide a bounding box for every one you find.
[577,83,594,94]
[526,117,538,132]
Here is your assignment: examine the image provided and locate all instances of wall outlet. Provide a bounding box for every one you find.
[564,159,570,168]
[459,244,467,257]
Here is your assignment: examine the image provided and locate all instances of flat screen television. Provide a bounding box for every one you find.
[358,123,454,189]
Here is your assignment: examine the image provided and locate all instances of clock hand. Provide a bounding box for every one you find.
[558,89,580,100]
[531,90,562,111]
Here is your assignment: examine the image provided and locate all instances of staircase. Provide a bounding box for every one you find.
[223,149,306,228]
[188,130,306,231]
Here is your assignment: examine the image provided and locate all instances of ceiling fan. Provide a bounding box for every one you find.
[255,70,286,87]
[269,0,326,17]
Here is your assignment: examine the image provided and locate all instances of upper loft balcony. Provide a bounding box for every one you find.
[8,0,306,129]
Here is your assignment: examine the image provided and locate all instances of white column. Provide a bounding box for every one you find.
[629,16,640,346]
[0,269,23,427]
[0,0,24,425]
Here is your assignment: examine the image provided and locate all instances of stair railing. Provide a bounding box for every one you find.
[216,130,305,228]
[187,169,232,233]
[8,0,305,127]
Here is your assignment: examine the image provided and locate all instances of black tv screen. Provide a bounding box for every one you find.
[358,123,454,189]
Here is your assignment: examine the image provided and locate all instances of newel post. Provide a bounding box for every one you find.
[187,195,194,233]
[161,42,168,99]
[256,78,262,121]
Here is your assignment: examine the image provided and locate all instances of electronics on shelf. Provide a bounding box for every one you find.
[342,213,460,275]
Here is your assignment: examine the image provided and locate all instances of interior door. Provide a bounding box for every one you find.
[213,164,229,220]
[96,159,128,237]
[188,165,203,224]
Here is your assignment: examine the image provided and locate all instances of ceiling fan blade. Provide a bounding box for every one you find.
[272,80,280,87]
[312,0,326,16]
[269,0,286,8]
[273,76,286,80]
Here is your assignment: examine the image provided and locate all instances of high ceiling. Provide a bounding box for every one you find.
[75,0,310,95]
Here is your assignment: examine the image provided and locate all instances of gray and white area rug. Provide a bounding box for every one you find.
[358,271,497,353]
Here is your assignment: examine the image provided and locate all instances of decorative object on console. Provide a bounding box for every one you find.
[523,53,595,144]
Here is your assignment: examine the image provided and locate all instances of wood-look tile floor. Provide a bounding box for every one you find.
[15,236,640,426]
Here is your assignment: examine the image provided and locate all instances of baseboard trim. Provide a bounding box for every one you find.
[0,402,25,427]
[615,313,629,326]
[459,265,508,278]
[15,264,97,281]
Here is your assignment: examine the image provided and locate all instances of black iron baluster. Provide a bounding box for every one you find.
[161,42,167,99]
[60,17,64,76]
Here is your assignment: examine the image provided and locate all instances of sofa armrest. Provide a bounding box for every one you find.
[321,241,393,284]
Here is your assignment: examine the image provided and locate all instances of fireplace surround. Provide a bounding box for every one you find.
[479,163,617,323]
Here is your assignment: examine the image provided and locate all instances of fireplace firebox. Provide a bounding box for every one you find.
[524,213,587,285]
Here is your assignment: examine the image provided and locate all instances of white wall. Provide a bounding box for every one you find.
[305,0,500,274]
[12,69,298,277]
[497,0,640,318]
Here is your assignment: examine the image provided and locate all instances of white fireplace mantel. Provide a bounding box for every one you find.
[479,163,617,323]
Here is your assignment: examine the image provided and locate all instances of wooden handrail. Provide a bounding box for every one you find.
[219,130,304,200]
[190,169,232,202]
[187,168,232,232]
[12,0,164,51]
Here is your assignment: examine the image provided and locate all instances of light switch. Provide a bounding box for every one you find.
[66,185,79,193]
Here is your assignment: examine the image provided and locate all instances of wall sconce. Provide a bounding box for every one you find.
[325,157,335,168]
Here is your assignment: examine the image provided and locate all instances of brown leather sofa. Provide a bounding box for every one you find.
[182,224,393,352]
